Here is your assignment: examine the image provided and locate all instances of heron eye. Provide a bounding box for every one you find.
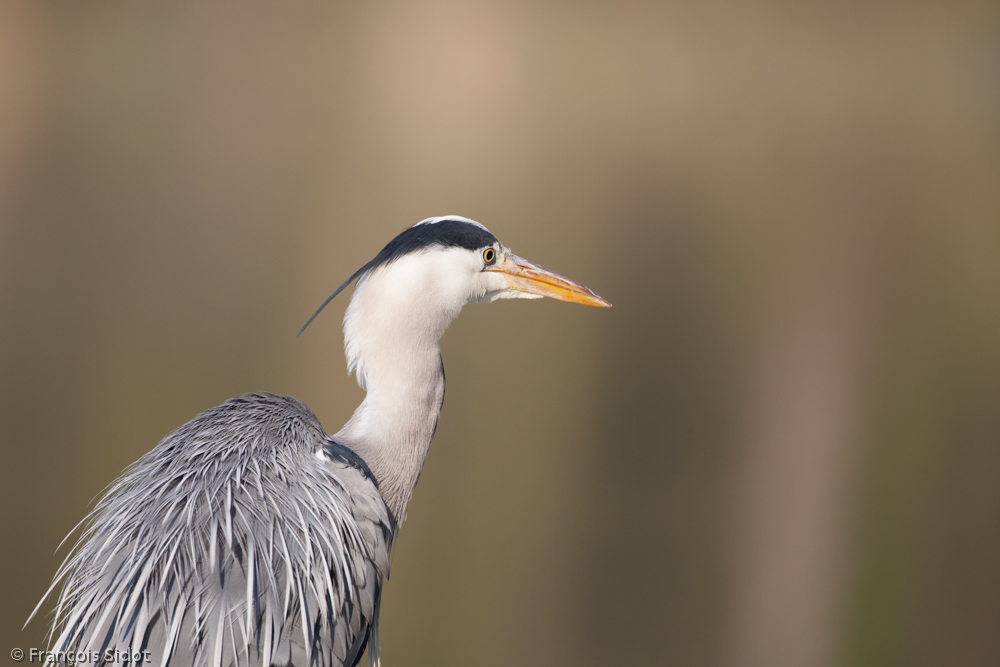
[483,248,496,265]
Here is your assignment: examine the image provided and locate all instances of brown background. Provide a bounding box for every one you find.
[2,2,998,666]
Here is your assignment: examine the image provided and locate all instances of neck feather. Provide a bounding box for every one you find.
[333,253,469,522]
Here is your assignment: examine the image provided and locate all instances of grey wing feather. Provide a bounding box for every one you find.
[32,393,393,667]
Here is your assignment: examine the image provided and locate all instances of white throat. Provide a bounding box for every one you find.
[333,248,479,522]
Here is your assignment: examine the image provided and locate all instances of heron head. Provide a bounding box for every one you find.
[404,216,610,308]
[299,216,610,337]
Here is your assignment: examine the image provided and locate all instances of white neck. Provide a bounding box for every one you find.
[333,249,475,523]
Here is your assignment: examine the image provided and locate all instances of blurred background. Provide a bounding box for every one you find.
[1,2,998,666]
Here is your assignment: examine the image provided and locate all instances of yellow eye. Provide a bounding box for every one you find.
[483,248,496,264]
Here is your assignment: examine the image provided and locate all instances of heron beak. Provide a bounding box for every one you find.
[494,253,611,307]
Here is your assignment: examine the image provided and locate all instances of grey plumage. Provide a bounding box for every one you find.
[31,216,609,667]
[38,394,391,667]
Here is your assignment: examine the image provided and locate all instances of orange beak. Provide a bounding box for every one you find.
[493,253,611,308]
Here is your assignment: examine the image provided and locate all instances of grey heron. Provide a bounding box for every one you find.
[30,216,609,667]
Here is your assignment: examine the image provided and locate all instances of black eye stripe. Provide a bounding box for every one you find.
[366,220,498,273]
[300,219,499,336]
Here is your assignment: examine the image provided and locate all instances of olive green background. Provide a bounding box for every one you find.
[1,2,998,666]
